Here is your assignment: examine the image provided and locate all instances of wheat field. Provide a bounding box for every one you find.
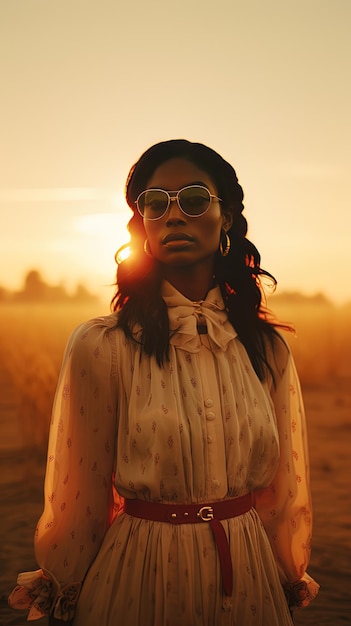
[0,299,350,625]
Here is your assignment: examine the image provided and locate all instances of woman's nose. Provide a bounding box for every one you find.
[165,199,186,223]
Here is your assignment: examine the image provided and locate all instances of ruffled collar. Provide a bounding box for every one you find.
[161,281,237,353]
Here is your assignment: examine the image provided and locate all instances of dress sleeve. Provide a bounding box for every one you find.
[254,336,320,610]
[8,318,119,621]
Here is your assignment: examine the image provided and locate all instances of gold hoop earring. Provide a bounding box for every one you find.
[143,239,153,257]
[219,232,231,257]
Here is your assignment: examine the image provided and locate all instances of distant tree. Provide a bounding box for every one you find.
[270,290,333,307]
[3,269,99,304]
[13,269,65,302]
[23,270,47,300]
[72,283,98,303]
[0,285,11,302]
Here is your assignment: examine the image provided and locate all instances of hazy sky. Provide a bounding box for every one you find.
[1,0,350,305]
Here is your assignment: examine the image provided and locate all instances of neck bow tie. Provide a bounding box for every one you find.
[162,281,237,353]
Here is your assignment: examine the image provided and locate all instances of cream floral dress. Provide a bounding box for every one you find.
[9,281,319,625]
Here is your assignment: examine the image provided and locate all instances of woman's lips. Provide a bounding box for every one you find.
[162,233,195,247]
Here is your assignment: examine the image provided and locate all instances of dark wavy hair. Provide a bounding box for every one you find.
[112,139,289,380]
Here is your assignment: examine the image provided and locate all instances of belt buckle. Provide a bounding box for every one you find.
[197,505,214,521]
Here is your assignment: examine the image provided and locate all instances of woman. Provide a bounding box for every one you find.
[9,139,319,625]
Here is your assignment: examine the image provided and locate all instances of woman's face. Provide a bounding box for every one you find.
[142,158,231,272]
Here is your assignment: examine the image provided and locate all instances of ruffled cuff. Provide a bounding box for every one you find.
[283,573,320,610]
[8,569,81,621]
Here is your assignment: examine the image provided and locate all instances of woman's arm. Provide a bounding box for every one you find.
[9,317,118,621]
[255,336,319,609]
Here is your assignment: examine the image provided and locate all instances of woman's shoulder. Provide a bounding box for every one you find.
[264,329,292,385]
[58,312,128,380]
[69,311,118,341]
[64,312,124,360]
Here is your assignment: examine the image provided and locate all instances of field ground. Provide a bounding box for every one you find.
[0,301,350,625]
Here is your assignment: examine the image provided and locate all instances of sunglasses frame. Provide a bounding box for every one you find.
[135,185,222,220]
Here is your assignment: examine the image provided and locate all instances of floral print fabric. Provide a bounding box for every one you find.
[9,281,319,625]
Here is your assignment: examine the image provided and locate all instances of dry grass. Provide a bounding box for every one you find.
[1,299,351,625]
[271,300,351,385]
[0,302,105,452]
[1,299,351,452]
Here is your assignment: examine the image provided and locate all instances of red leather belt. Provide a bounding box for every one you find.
[123,493,253,596]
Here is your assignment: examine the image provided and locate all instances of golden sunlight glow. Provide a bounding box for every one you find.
[1,2,350,304]
[70,212,130,295]
[115,243,131,265]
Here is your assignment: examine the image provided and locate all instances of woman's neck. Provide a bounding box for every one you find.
[162,266,216,301]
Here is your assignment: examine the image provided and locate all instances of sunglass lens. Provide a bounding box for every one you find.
[138,190,168,219]
[179,187,211,215]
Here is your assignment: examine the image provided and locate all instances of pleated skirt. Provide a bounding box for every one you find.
[74,508,293,626]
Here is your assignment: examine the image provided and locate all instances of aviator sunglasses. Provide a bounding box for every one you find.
[136,185,222,220]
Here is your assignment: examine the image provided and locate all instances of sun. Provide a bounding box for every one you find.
[71,212,130,288]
